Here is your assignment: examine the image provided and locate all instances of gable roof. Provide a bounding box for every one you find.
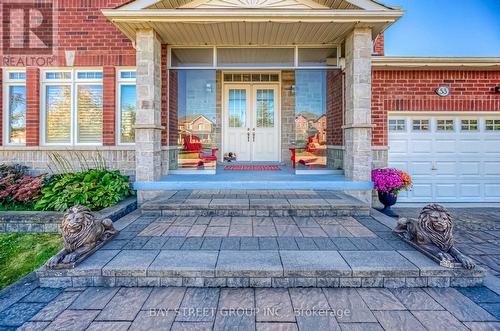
[117,0,394,10]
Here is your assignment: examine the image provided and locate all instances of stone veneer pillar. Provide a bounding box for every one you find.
[343,27,373,203]
[135,29,163,199]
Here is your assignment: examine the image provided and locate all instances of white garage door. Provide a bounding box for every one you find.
[388,115,500,203]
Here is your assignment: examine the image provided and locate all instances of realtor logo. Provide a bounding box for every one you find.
[2,1,54,55]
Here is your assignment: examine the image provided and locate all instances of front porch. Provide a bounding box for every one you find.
[102,0,404,204]
[134,164,372,191]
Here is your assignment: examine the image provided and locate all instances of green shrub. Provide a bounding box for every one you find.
[35,169,134,211]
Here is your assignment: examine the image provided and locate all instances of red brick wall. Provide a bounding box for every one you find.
[326,69,343,145]
[26,68,40,146]
[372,70,500,146]
[1,0,136,146]
[373,33,384,56]
[103,66,116,145]
[55,0,135,67]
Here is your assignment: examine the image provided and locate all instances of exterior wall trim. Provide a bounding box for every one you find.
[373,56,500,70]
[388,111,500,116]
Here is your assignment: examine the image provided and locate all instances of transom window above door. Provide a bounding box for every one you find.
[169,46,339,69]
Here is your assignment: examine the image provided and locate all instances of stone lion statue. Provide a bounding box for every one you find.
[47,205,117,268]
[394,203,475,269]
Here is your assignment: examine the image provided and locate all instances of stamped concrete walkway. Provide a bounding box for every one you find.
[1,282,499,330]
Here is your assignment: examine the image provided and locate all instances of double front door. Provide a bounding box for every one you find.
[224,84,279,161]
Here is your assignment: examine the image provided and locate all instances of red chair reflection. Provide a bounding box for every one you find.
[183,135,218,164]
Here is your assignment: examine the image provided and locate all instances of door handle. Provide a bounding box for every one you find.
[247,128,250,142]
[252,128,255,142]
[431,163,437,170]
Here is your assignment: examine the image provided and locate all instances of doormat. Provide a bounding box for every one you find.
[224,165,281,171]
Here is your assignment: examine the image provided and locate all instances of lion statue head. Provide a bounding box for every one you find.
[417,203,454,250]
[61,205,97,251]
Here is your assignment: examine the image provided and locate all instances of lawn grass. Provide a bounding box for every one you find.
[0,233,63,289]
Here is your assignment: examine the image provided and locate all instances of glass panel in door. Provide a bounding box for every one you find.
[225,86,251,161]
[252,86,279,161]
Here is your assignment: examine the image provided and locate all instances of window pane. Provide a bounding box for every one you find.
[46,85,71,143]
[9,72,26,80]
[77,85,103,143]
[412,119,429,131]
[295,70,328,170]
[8,85,26,144]
[217,48,294,67]
[389,119,405,131]
[298,48,337,67]
[461,119,478,131]
[120,71,136,79]
[437,119,454,131]
[77,72,103,79]
[46,72,71,80]
[256,89,274,128]
[228,89,246,128]
[173,70,217,170]
[171,48,213,67]
[486,119,500,131]
[120,85,136,143]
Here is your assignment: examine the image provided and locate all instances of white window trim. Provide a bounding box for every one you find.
[2,69,26,146]
[167,45,340,70]
[41,68,103,146]
[116,68,136,145]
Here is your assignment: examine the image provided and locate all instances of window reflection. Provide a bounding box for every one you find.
[294,70,328,170]
[174,70,217,170]
[8,85,26,144]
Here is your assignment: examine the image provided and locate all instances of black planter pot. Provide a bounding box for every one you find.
[378,191,399,217]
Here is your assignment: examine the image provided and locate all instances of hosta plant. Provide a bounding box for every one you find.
[35,169,134,212]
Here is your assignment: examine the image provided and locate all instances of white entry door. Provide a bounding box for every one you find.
[389,115,500,202]
[224,84,279,161]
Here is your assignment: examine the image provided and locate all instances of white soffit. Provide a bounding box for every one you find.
[117,0,393,10]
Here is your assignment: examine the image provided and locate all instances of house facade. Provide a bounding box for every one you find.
[0,0,499,204]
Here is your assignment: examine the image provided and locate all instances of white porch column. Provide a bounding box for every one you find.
[135,29,163,186]
[343,27,373,203]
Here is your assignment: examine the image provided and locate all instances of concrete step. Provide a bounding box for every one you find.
[36,248,485,289]
[141,191,370,217]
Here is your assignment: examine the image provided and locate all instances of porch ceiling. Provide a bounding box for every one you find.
[102,9,403,45]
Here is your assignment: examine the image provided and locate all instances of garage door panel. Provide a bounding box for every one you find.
[434,161,456,176]
[389,139,409,154]
[435,140,456,153]
[388,115,500,203]
[389,161,409,172]
[484,162,500,175]
[483,139,500,154]
[459,184,481,197]
[411,140,432,153]
[459,139,482,153]
[458,162,481,176]
[435,184,458,199]
[411,162,432,175]
[485,184,500,198]
[411,184,433,198]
